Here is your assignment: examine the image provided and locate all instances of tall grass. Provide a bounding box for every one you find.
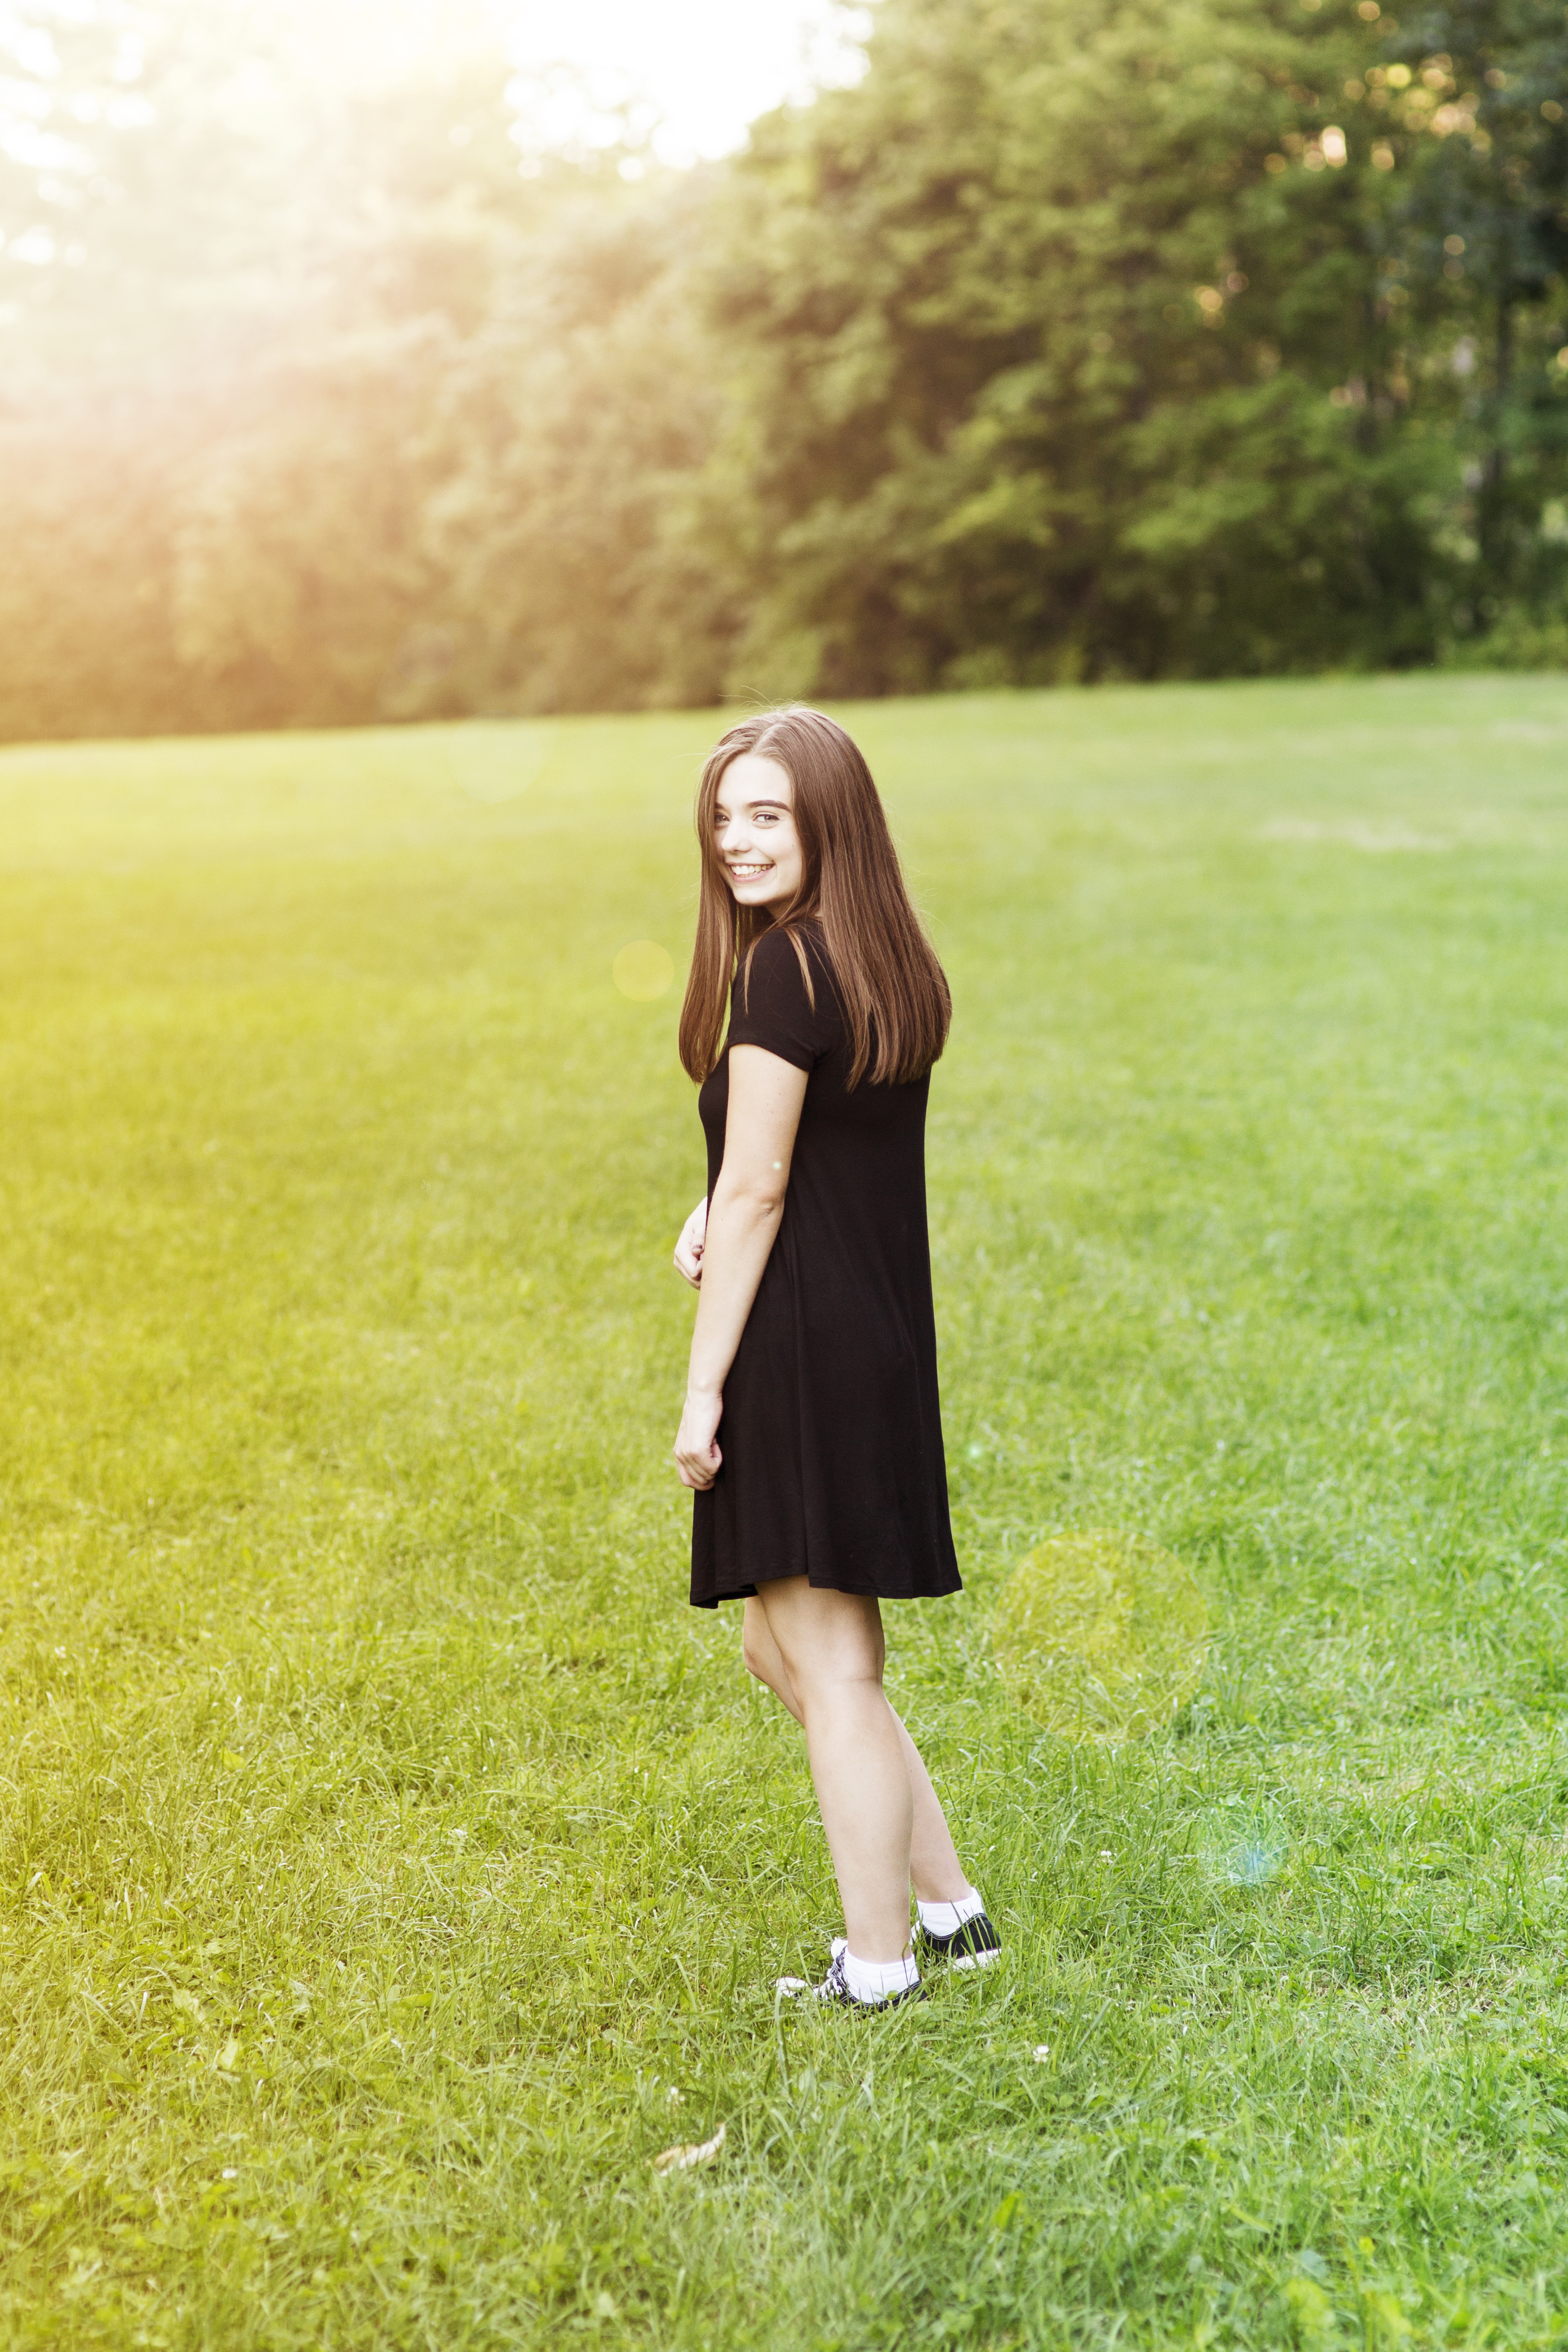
[4,679,1568,2348]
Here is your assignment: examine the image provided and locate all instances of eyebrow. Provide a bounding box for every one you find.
[714,797,790,814]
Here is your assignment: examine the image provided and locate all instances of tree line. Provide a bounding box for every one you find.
[2,0,1566,741]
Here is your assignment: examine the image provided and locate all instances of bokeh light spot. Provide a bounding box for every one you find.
[1227,1835,1285,1887]
[613,940,675,1000]
[991,1528,1209,1743]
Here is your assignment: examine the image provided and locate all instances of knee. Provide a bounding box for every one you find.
[786,1654,884,1716]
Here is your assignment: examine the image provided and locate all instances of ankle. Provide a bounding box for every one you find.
[915,1884,985,1936]
[840,1945,920,2003]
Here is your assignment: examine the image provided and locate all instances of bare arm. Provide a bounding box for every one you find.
[673,1045,808,1490]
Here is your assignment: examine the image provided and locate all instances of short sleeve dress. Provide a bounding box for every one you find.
[690,924,962,1609]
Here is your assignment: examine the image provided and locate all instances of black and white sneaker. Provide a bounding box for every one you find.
[776,1939,927,2012]
[915,1911,1002,1971]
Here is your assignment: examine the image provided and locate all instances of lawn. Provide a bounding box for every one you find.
[4,675,1568,2350]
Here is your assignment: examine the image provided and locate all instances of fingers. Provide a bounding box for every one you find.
[672,1217,705,1287]
[673,1439,720,1489]
[674,1379,721,1488]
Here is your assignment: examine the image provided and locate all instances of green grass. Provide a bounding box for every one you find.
[5,675,1568,2349]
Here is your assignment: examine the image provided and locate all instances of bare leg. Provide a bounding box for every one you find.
[888,1706,970,1906]
[752,1580,910,1960]
[744,1581,972,1957]
[741,1596,804,1723]
[744,1596,971,1906]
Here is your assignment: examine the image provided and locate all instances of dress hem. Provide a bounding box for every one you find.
[690,1570,963,1610]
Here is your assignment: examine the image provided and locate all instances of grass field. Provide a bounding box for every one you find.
[6,675,1568,2350]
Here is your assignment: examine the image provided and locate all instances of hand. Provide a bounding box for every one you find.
[674,1387,722,1490]
[673,1196,708,1288]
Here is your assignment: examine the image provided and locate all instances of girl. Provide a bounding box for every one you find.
[670,707,999,2009]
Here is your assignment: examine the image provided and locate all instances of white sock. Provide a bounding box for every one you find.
[839,1944,920,2003]
[916,1886,985,1938]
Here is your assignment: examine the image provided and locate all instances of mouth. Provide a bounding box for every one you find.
[728,863,773,881]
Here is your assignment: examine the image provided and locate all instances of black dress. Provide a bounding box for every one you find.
[689,924,962,1609]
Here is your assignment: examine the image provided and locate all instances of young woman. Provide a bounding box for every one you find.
[670,706,1000,2010]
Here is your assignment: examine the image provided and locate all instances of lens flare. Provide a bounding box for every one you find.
[1226,1835,1285,1887]
[991,1528,1209,1742]
[613,940,675,1000]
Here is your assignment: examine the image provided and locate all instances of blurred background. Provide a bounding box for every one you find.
[2,0,1566,743]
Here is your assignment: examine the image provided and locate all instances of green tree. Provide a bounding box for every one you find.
[1378,0,1568,626]
[6,0,1568,739]
[417,177,732,717]
[0,0,534,375]
[0,0,649,737]
[165,322,457,731]
[703,0,1557,689]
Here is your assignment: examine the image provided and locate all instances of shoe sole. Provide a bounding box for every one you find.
[775,1975,927,2010]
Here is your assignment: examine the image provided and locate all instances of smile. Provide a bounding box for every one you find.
[729,863,773,878]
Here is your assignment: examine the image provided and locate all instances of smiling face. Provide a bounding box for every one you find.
[712,752,805,911]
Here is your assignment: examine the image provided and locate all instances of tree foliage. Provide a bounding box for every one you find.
[1,0,1566,737]
[710,0,1568,690]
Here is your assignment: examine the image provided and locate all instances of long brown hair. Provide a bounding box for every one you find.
[678,707,951,1088]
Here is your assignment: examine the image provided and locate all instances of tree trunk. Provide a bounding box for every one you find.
[1479,289,1514,589]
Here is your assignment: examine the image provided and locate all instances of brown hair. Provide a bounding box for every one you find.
[678,706,951,1088]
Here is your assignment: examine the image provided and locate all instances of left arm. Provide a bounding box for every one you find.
[673,1045,808,1489]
